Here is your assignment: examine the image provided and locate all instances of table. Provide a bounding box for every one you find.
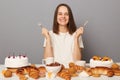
[0,64,120,80]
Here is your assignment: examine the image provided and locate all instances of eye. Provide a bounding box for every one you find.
[64,13,69,16]
[58,12,62,16]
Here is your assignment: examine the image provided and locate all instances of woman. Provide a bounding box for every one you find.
[42,3,84,67]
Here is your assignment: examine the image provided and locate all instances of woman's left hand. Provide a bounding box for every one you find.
[74,27,84,38]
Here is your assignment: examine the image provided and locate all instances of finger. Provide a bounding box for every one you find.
[78,27,84,31]
[79,28,84,34]
[81,27,84,31]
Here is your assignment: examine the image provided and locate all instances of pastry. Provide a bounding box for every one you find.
[28,67,40,79]
[107,71,114,77]
[101,56,111,61]
[29,71,39,79]
[69,62,85,72]
[92,56,101,60]
[68,67,76,75]
[89,67,114,77]
[18,75,28,80]
[23,66,32,74]
[69,62,75,68]
[16,68,25,76]
[38,66,46,77]
[111,63,119,69]
[7,68,18,73]
[3,70,12,78]
[112,69,120,76]
[58,70,71,80]
[74,65,85,72]
[92,74,101,77]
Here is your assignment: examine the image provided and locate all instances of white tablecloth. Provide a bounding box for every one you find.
[0,64,120,80]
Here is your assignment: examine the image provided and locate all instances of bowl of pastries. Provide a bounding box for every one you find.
[45,62,61,79]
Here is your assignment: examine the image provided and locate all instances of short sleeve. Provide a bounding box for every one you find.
[79,36,84,48]
[43,30,53,47]
[43,38,46,47]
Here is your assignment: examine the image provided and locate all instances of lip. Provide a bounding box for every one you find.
[59,18,66,21]
[59,18,67,22]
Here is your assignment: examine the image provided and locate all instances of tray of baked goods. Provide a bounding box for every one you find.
[0,56,120,80]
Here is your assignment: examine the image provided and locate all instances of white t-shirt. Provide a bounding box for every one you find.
[43,30,84,68]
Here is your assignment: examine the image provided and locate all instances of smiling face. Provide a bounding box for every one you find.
[53,4,76,34]
[57,6,69,27]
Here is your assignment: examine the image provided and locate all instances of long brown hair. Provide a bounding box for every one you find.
[53,3,77,35]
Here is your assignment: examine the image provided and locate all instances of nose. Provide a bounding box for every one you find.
[61,14,66,18]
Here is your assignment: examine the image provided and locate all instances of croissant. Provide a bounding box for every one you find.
[28,67,40,79]
[23,66,32,74]
[74,65,85,73]
[69,62,85,72]
[38,66,46,77]
[89,67,114,77]
[68,68,76,74]
[112,69,120,76]
[16,68,25,75]
[58,71,71,80]
[69,62,75,68]
[18,75,28,80]
[29,70,39,79]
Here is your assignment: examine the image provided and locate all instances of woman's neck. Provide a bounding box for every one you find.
[59,25,68,33]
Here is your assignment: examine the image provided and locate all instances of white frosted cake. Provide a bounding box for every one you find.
[5,55,29,68]
[90,56,113,68]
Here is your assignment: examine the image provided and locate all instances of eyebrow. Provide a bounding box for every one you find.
[58,12,68,14]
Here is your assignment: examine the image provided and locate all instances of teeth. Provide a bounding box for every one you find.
[60,20,66,22]
[60,18,65,21]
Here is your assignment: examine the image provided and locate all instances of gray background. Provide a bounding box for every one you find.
[0,0,120,64]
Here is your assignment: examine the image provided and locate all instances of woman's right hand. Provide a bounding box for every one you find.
[41,27,50,39]
[74,27,84,39]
